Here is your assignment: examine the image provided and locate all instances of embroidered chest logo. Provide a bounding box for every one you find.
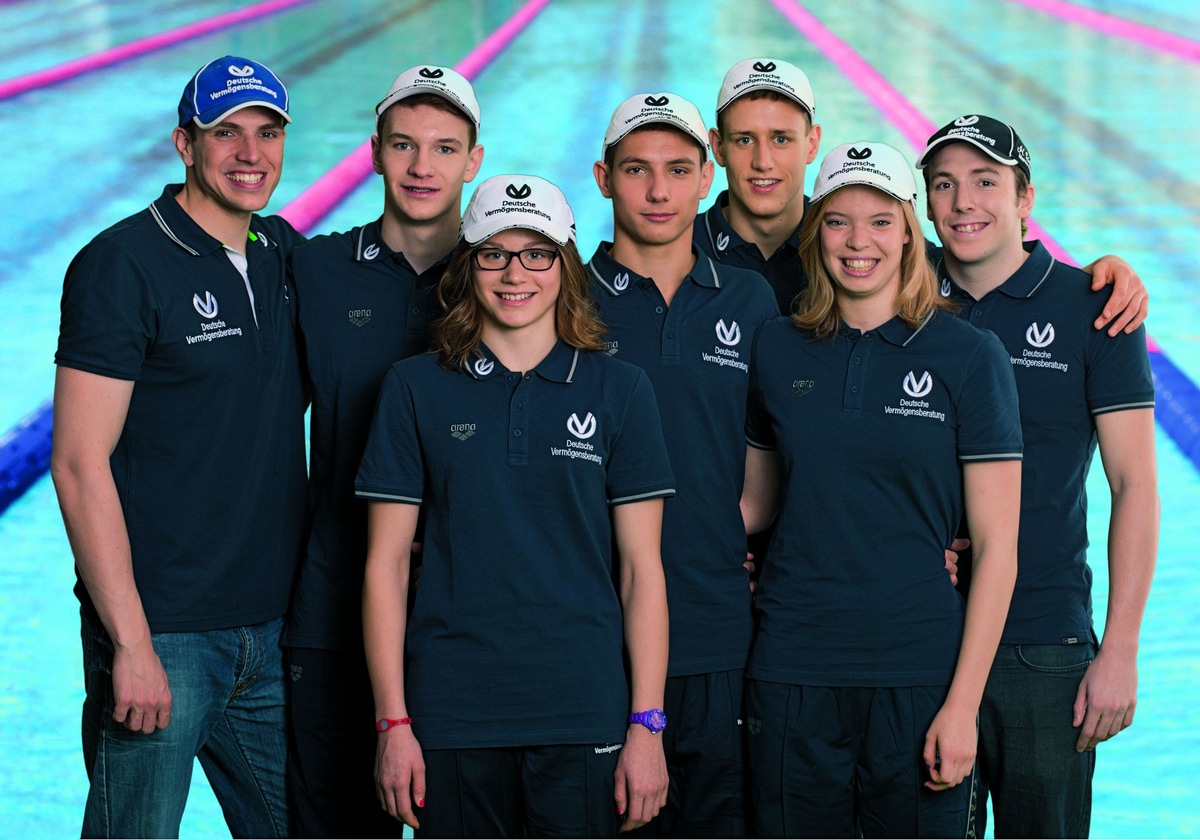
[363,243,380,261]
[716,232,730,252]
[939,277,952,298]
[552,412,604,465]
[450,423,476,441]
[193,291,219,319]
[715,319,741,346]
[473,358,495,376]
[567,412,597,439]
[613,272,630,291]
[703,319,748,372]
[792,379,814,396]
[186,291,242,345]
[1015,322,1068,373]
[1025,322,1055,348]
[885,371,945,422]
[348,308,371,327]
[903,370,933,398]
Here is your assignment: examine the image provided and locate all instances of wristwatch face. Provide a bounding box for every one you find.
[647,709,667,732]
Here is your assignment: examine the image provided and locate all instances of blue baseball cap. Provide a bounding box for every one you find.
[178,55,290,129]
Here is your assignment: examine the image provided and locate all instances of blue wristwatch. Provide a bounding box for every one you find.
[629,708,667,733]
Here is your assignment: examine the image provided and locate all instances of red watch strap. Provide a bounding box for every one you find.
[375,717,412,731]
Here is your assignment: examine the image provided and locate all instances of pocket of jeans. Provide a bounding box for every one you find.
[1014,643,1096,673]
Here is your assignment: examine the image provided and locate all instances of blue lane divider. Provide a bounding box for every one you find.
[1149,349,1200,473]
[0,399,53,514]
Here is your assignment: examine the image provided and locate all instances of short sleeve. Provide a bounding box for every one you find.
[745,321,778,451]
[605,370,675,505]
[55,237,157,380]
[957,330,1023,462]
[355,364,425,505]
[1085,323,1155,416]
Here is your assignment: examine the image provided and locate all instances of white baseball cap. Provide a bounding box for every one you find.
[810,142,917,208]
[716,58,814,118]
[602,92,710,159]
[375,65,480,131]
[461,175,576,246]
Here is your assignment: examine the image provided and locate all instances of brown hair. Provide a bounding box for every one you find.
[432,237,605,369]
[715,89,813,136]
[794,191,954,340]
[376,93,477,148]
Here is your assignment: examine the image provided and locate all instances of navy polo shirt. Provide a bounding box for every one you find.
[587,244,778,677]
[55,184,307,633]
[745,312,1022,687]
[693,191,809,315]
[283,219,445,650]
[939,242,1155,645]
[355,341,675,749]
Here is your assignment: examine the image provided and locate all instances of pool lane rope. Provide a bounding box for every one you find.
[0,0,318,102]
[1006,0,1200,64]
[770,0,1200,475]
[0,0,554,514]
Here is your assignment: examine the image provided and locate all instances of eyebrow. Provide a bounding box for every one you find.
[386,133,462,145]
[618,155,697,167]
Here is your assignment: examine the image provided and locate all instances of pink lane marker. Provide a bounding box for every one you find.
[0,0,316,102]
[279,0,553,234]
[1007,0,1200,64]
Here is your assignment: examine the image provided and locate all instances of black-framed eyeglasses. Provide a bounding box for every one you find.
[472,247,560,271]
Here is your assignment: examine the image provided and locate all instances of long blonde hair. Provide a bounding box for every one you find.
[432,237,605,369]
[794,191,954,339]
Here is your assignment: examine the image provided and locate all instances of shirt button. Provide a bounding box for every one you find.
[667,332,675,339]
[513,429,522,437]
[524,375,532,380]
[411,307,420,315]
[974,309,983,317]
[851,386,859,393]
[853,357,861,365]
[655,306,664,314]
[515,402,522,408]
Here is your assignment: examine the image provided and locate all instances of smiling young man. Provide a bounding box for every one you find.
[52,56,304,838]
[918,115,1159,838]
[280,65,483,837]
[590,93,779,837]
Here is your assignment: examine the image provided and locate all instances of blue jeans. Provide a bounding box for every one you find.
[974,643,1097,838]
[80,617,289,838]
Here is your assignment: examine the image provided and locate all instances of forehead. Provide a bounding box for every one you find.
[613,126,704,162]
[478,228,555,248]
[205,105,285,131]
[380,100,473,140]
[721,94,809,132]
[825,183,901,213]
[929,141,1010,175]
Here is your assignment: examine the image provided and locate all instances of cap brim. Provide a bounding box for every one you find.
[463,219,573,246]
[193,101,291,130]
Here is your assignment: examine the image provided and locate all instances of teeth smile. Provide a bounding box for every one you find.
[750,179,777,186]
[498,292,533,300]
[843,259,877,271]
[954,223,985,233]
[228,173,263,184]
